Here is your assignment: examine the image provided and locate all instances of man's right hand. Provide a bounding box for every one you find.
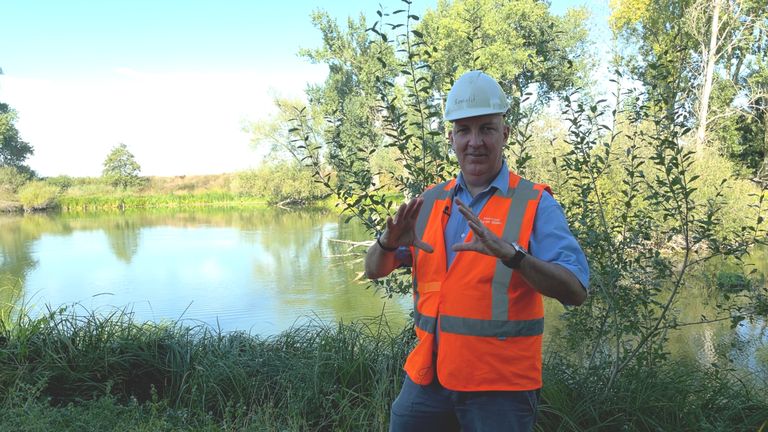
[365,197,434,279]
[379,197,434,253]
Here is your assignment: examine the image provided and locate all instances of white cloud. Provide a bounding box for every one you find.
[0,63,327,177]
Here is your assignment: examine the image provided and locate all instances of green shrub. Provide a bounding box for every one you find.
[232,162,329,205]
[44,176,74,190]
[0,166,32,197]
[17,181,60,211]
[0,307,410,431]
[539,355,768,431]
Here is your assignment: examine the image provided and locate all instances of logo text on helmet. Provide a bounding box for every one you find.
[453,96,476,106]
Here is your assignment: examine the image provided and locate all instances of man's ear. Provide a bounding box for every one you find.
[502,124,510,142]
[448,129,455,151]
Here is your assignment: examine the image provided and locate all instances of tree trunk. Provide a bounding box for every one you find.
[696,0,722,151]
[762,105,768,182]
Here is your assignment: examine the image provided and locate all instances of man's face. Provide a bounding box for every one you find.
[449,114,509,184]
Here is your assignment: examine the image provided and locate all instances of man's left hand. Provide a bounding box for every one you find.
[451,197,514,261]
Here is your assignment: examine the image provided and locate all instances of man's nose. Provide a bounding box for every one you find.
[468,130,483,146]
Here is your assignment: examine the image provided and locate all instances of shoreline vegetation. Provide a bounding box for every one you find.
[0,307,765,431]
[0,171,338,214]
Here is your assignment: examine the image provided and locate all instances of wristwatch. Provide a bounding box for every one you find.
[502,241,528,269]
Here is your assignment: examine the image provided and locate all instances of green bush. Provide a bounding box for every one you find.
[44,175,74,190]
[232,162,329,205]
[17,181,60,211]
[0,166,32,197]
[0,307,410,431]
[539,355,768,431]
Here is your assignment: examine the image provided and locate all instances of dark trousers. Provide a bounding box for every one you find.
[389,375,540,432]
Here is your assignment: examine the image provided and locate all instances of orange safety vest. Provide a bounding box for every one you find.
[404,172,551,391]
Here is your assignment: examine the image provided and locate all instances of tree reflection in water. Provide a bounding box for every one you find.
[0,208,408,333]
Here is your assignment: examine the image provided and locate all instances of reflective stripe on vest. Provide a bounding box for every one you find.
[414,309,437,334]
[440,314,543,337]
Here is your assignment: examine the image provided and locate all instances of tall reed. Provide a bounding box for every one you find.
[1,305,766,430]
[0,305,411,431]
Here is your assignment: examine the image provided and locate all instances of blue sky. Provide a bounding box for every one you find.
[0,0,609,177]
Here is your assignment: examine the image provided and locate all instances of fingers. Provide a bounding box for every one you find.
[454,198,478,224]
[385,215,395,232]
[451,241,478,252]
[403,197,423,224]
[455,198,485,237]
[383,197,424,248]
[413,239,434,253]
[467,219,484,237]
[393,198,422,226]
[391,202,408,225]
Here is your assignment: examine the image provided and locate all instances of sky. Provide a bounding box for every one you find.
[0,0,609,177]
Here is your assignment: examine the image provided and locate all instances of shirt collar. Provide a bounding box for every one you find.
[455,159,509,197]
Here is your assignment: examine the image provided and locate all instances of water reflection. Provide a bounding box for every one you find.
[0,208,408,334]
[105,218,141,263]
[543,247,768,377]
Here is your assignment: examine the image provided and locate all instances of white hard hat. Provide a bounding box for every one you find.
[444,70,509,121]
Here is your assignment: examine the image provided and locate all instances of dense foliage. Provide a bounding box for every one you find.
[611,0,768,180]
[233,162,330,206]
[0,102,33,172]
[261,0,768,422]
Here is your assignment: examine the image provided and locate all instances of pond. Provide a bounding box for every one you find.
[0,208,765,376]
[0,208,410,334]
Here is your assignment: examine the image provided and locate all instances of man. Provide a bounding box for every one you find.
[364,70,589,432]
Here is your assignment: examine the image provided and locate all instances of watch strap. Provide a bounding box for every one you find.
[502,243,527,269]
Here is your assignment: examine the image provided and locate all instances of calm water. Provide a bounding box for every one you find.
[0,208,410,334]
[0,208,765,375]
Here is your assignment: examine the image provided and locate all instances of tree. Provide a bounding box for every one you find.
[273,0,592,231]
[102,143,142,189]
[246,97,325,164]
[299,10,399,193]
[419,0,592,121]
[0,102,34,171]
[611,0,768,180]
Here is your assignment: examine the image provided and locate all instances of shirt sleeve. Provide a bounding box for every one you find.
[529,192,590,290]
[394,246,413,268]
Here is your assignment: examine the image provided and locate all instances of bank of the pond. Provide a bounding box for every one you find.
[0,309,766,431]
[4,171,353,213]
[1,192,345,213]
[57,192,268,211]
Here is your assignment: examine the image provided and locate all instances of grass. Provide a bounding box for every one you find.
[0,305,411,431]
[538,355,768,431]
[57,191,268,212]
[0,305,766,431]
